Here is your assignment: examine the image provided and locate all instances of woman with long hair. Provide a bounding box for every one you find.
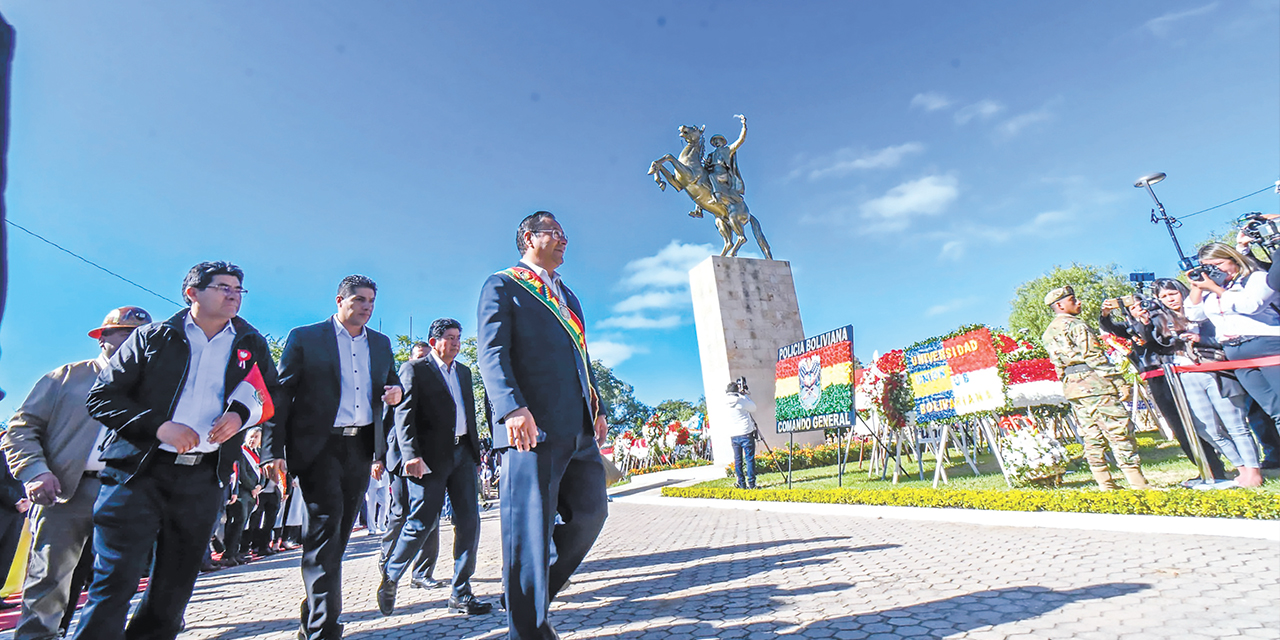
[1151,278,1262,487]
[1185,242,1280,472]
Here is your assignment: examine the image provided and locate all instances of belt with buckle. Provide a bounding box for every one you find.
[1062,364,1092,375]
[333,424,371,437]
[454,435,462,445]
[155,450,208,466]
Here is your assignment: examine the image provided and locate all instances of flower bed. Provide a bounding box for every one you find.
[660,486,1280,519]
[629,459,712,477]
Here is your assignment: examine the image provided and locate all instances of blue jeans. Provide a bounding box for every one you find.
[1225,336,1280,465]
[72,459,223,640]
[731,435,756,488]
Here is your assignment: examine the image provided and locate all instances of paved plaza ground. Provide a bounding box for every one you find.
[22,473,1280,640]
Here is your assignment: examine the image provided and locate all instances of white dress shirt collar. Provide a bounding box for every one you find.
[519,258,565,301]
[429,350,468,438]
[331,315,374,427]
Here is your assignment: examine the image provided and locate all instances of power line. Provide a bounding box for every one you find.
[5,219,183,307]
[1178,184,1277,220]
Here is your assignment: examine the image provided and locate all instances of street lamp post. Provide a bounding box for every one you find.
[1135,172,1196,271]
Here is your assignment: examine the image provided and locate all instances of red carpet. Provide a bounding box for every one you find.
[0,578,147,631]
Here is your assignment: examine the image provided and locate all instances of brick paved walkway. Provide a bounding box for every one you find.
[29,493,1279,640]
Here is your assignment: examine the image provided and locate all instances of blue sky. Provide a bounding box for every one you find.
[1,1,1277,417]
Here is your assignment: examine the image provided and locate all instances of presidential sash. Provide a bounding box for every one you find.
[498,267,590,371]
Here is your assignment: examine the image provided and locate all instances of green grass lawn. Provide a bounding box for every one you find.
[694,433,1280,494]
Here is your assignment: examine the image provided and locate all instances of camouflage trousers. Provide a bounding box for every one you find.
[1069,393,1142,474]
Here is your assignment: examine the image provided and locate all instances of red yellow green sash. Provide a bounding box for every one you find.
[499,267,590,371]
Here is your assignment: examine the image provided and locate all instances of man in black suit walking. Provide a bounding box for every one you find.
[478,212,609,640]
[379,318,491,616]
[266,275,402,640]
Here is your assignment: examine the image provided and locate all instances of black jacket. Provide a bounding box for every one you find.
[389,356,479,476]
[268,318,399,473]
[86,309,281,484]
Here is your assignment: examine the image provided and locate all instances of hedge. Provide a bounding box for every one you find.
[659,486,1280,519]
[629,459,712,477]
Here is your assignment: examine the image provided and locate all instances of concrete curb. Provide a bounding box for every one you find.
[609,467,1280,541]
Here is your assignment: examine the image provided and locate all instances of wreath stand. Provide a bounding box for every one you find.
[931,417,1013,488]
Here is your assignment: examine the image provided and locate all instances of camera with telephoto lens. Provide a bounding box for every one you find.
[1187,263,1231,288]
[732,377,750,394]
[1238,212,1280,251]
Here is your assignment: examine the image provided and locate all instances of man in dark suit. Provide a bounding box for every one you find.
[378,342,443,591]
[379,318,491,616]
[478,212,609,640]
[266,275,402,640]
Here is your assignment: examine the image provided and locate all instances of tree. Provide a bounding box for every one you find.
[591,360,651,435]
[653,399,696,424]
[1008,263,1134,339]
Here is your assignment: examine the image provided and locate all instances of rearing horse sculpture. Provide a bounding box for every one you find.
[647,120,773,260]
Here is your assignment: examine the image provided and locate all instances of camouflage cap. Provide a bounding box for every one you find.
[1044,285,1075,306]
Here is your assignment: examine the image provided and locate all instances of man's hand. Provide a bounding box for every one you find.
[506,407,539,452]
[228,493,238,505]
[1101,298,1120,314]
[383,385,403,406]
[371,460,385,481]
[25,472,61,506]
[252,486,262,499]
[265,459,288,482]
[208,412,245,445]
[1181,332,1202,344]
[157,421,200,454]
[16,498,31,514]
[404,457,429,478]
[594,413,608,446]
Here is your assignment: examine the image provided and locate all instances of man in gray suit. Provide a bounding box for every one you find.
[266,275,402,640]
[3,306,151,640]
[478,212,609,640]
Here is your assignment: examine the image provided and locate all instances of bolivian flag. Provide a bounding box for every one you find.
[775,341,853,420]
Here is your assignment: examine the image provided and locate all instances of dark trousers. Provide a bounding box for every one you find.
[71,459,223,640]
[61,536,96,636]
[380,474,437,582]
[383,443,478,598]
[730,434,757,488]
[222,491,253,557]
[0,507,25,594]
[1225,336,1280,464]
[247,490,280,553]
[295,433,373,640]
[500,427,608,640]
[1146,376,1228,479]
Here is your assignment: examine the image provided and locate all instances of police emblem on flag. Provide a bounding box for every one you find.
[798,354,822,411]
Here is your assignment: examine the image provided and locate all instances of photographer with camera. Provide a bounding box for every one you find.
[1100,294,1230,482]
[1185,242,1280,470]
[722,378,758,490]
[1233,213,1280,288]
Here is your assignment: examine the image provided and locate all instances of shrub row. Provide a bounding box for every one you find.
[629,459,712,477]
[660,485,1280,519]
[747,441,870,475]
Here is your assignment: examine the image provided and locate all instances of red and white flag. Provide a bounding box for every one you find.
[226,362,275,427]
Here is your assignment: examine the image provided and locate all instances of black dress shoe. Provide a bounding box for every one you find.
[447,593,493,615]
[377,577,397,616]
[410,578,446,589]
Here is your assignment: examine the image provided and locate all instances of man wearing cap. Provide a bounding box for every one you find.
[264,275,401,640]
[1042,285,1151,490]
[75,262,279,640]
[3,306,151,640]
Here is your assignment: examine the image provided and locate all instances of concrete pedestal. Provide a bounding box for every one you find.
[690,256,825,469]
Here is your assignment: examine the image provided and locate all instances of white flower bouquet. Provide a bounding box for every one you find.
[999,426,1070,486]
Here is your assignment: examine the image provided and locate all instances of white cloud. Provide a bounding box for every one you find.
[954,100,1004,124]
[926,297,977,317]
[860,175,960,231]
[939,240,965,261]
[803,143,925,181]
[1144,3,1218,37]
[612,290,689,313]
[998,106,1054,137]
[910,92,952,111]
[588,339,647,367]
[597,314,682,330]
[619,241,716,289]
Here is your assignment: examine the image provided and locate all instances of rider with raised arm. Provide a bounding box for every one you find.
[705,114,747,208]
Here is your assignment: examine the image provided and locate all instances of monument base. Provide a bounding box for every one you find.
[689,256,824,471]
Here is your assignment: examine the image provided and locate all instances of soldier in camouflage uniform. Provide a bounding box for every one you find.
[1042,286,1151,490]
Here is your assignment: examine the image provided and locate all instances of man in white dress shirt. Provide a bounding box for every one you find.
[267,275,402,640]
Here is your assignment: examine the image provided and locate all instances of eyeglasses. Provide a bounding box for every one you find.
[204,284,248,296]
[531,228,568,242]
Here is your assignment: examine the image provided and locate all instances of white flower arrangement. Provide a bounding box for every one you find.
[999,427,1070,485]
